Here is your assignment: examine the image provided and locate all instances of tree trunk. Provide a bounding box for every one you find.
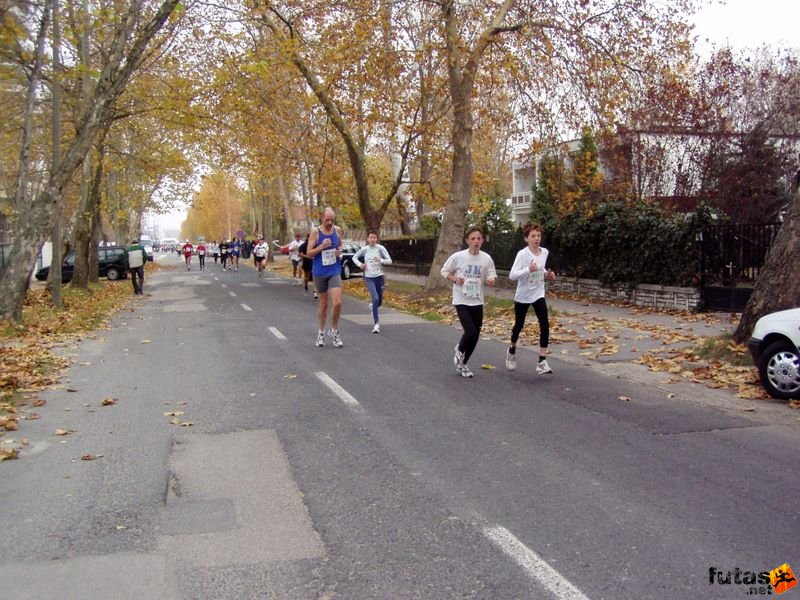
[734,188,800,342]
[425,100,473,290]
[423,0,518,291]
[48,0,63,304]
[74,149,105,287]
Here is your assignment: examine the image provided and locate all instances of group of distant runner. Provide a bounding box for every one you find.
[173,205,556,379]
[179,239,242,272]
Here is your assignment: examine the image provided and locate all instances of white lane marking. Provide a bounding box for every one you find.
[483,526,589,600]
[241,304,252,312]
[229,291,237,297]
[268,326,286,340]
[315,372,364,413]
[221,283,227,288]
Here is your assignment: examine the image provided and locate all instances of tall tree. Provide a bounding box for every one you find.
[425,0,521,291]
[0,0,183,321]
[254,1,424,231]
[424,0,695,289]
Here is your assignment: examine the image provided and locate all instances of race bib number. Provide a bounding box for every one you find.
[322,249,336,266]
[527,270,544,287]
[198,250,205,256]
[366,260,381,276]
[255,248,266,257]
[463,276,482,299]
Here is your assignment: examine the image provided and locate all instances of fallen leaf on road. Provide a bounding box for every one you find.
[618,396,631,402]
[54,429,73,436]
[140,340,151,344]
[164,411,184,417]
[180,421,195,427]
[32,399,46,407]
[169,418,181,425]
[283,373,298,379]
[81,454,103,460]
[480,364,496,370]
[101,398,117,406]
[741,407,756,412]
[0,448,19,461]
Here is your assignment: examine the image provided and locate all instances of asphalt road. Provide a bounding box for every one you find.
[1,256,798,599]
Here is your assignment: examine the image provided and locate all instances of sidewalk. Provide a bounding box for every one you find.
[380,267,792,418]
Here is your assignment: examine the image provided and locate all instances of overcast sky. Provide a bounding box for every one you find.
[692,0,800,54]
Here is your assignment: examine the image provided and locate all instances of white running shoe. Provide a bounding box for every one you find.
[536,359,553,375]
[315,332,325,347]
[453,345,465,370]
[505,348,516,371]
[327,328,344,348]
[460,365,474,378]
[372,323,380,334]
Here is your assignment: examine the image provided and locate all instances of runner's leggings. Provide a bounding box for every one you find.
[364,276,385,323]
[510,297,549,349]
[455,304,484,364]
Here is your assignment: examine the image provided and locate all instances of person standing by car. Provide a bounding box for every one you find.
[308,207,344,347]
[196,241,207,271]
[441,227,497,378]
[352,231,392,333]
[181,240,194,271]
[505,222,556,375]
[127,239,147,295]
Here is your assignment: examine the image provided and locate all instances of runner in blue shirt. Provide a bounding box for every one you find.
[307,207,344,347]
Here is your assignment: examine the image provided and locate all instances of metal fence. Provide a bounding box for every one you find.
[699,222,781,286]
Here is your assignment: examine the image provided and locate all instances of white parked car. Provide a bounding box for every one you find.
[747,308,800,400]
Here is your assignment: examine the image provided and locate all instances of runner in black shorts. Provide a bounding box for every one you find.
[298,233,316,298]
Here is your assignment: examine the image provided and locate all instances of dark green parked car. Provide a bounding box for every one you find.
[35,246,128,283]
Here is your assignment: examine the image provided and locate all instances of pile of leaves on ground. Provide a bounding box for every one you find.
[0,281,132,460]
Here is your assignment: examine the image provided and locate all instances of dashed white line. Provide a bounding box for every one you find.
[229,291,237,297]
[268,326,286,340]
[240,304,252,311]
[315,372,364,413]
[483,526,589,600]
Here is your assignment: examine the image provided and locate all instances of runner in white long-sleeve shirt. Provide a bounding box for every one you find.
[506,222,556,374]
[352,231,393,333]
[441,227,497,378]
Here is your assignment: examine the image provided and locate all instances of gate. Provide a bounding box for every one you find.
[699,222,781,311]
